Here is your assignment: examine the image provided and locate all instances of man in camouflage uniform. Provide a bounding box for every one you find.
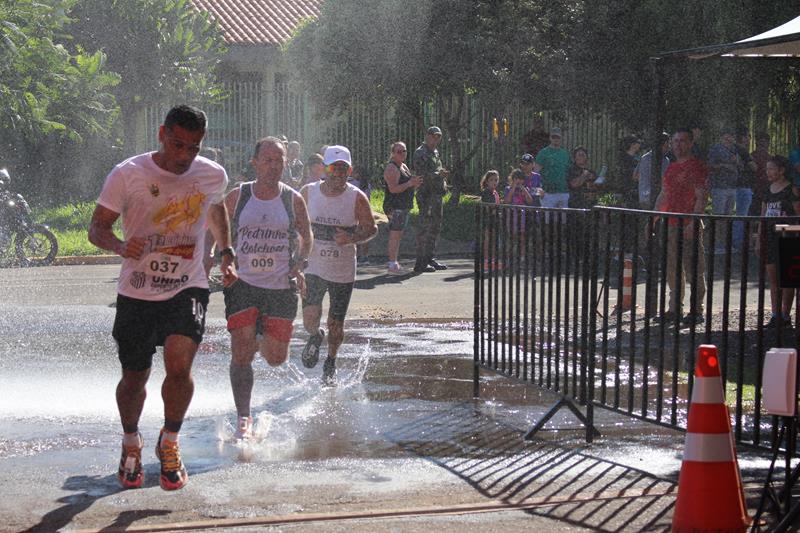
[413,126,450,273]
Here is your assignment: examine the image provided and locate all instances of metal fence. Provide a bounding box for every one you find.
[474,203,799,450]
[140,81,628,186]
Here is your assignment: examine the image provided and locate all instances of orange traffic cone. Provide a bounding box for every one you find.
[621,258,633,311]
[671,344,750,532]
[612,258,634,313]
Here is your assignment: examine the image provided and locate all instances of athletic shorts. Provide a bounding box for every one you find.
[387,209,410,231]
[765,232,781,265]
[223,279,298,336]
[112,287,209,372]
[302,274,354,322]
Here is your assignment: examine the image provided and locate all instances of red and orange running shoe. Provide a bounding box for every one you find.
[155,430,188,491]
[117,433,144,489]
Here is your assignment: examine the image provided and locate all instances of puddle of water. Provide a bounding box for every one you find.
[0,315,478,466]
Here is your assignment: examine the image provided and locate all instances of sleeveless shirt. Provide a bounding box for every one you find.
[232,182,294,289]
[305,181,359,283]
[383,160,414,212]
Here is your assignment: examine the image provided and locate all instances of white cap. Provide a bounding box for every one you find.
[323,145,352,166]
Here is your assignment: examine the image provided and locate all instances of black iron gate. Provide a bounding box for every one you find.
[475,204,799,449]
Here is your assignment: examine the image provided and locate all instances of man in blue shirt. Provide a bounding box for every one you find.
[707,128,740,217]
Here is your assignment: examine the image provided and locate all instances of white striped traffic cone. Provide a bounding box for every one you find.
[612,257,634,313]
[671,344,750,532]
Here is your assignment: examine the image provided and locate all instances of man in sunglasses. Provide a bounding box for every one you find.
[89,104,237,491]
[300,145,377,385]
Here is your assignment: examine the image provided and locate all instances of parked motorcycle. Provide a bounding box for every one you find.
[0,168,58,266]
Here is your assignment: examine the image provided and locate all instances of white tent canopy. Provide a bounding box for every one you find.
[655,14,800,59]
[647,15,800,206]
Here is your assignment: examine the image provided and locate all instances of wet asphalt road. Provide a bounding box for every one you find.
[0,260,777,532]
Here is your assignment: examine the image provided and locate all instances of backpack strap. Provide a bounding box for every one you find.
[278,182,299,269]
[230,181,254,249]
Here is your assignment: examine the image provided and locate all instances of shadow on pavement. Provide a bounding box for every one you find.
[354,272,416,290]
[443,271,474,283]
[20,474,171,533]
[385,402,676,532]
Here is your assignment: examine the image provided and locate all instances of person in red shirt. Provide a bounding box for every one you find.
[653,128,709,325]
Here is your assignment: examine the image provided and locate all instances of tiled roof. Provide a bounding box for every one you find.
[191,0,323,45]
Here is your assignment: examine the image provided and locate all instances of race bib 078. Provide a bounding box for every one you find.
[318,246,341,259]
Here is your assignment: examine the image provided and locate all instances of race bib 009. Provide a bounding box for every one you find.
[248,254,276,272]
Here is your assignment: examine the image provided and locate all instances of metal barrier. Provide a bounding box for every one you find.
[474,204,799,449]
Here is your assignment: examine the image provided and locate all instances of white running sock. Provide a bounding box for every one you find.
[123,432,141,447]
[161,430,179,446]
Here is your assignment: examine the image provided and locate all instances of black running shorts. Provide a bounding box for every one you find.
[223,279,298,332]
[766,232,780,265]
[112,287,209,371]
[302,274,354,322]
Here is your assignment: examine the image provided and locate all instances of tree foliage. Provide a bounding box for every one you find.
[0,0,228,202]
[288,0,577,112]
[286,0,578,199]
[289,0,800,179]
[68,0,228,150]
[570,1,800,133]
[0,0,118,152]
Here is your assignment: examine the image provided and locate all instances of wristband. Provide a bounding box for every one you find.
[294,258,309,271]
[219,247,236,259]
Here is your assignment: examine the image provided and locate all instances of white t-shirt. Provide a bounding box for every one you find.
[98,152,228,301]
[305,182,360,283]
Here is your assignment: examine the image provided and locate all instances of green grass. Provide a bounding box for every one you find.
[37,202,97,232]
[370,189,477,242]
[33,201,113,256]
[671,367,759,414]
[55,229,106,256]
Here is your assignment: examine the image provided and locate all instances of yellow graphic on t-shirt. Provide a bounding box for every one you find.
[152,184,206,234]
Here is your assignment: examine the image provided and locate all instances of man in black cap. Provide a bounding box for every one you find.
[412,126,450,273]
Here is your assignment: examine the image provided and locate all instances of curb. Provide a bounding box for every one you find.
[51,252,474,266]
[53,255,121,266]
[49,224,475,268]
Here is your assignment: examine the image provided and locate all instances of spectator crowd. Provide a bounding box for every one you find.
[482,121,799,329]
[211,118,800,330]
